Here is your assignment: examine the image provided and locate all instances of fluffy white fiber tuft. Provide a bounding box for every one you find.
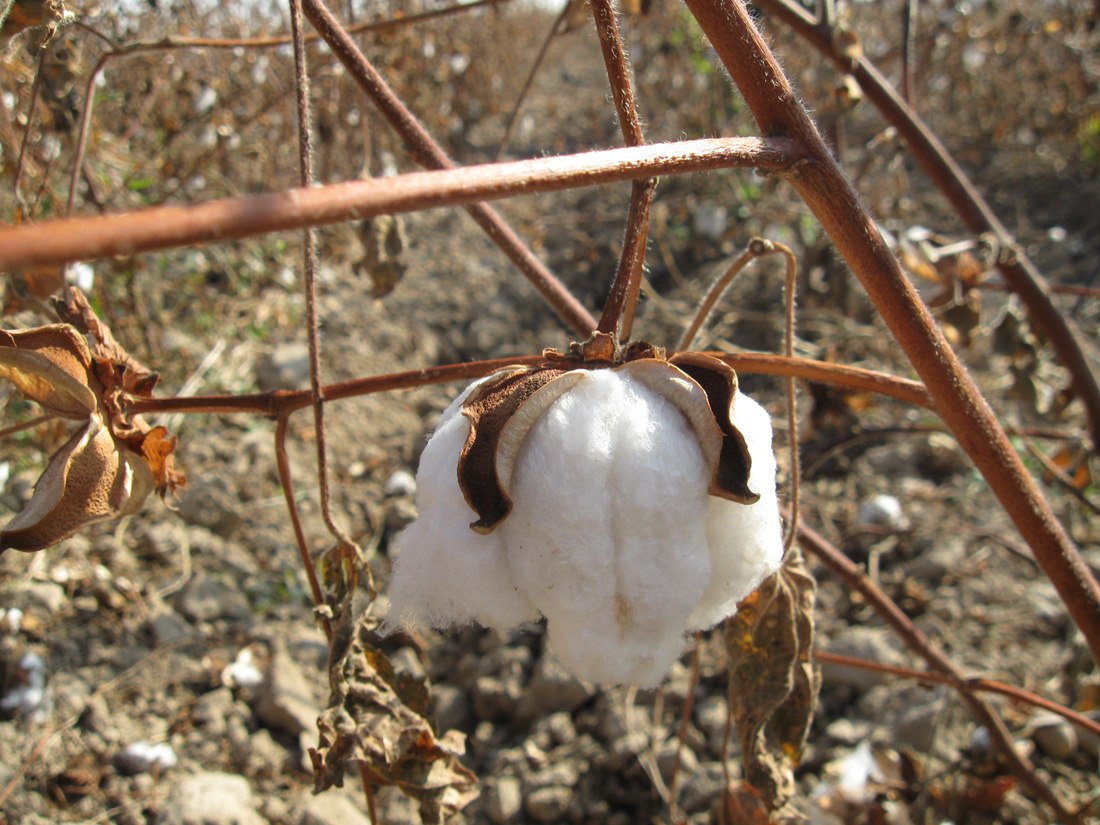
[385,367,783,687]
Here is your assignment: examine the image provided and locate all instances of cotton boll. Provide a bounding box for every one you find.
[387,384,539,632]
[501,370,713,686]
[688,391,783,630]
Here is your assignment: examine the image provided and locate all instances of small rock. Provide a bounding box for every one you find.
[176,478,244,537]
[1031,715,1078,760]
[299,790,373,825]
[255,342,311,391]
[515,654,594,722]
[820,627,906,691]
[192,686,234,735]
[824,717,873,745]
[384,469,417,497]
[21,581,67,615]
[544,711,577,746]
[472,675,521,721]
[1078,711,1100,758]
[525,761,580,789]
[160,772,264,825]
[525,785,574,823]
[247,727,288,776]
[656,738,698,783]
[116,741,177,775]
[147,609,193,646]
[486,776,522,824]
[432,683,470,733]
[254,641,322,735]
[174,574,251,624]
[856,494,909,531]
[604,731,648,770]
[679,761,726,813]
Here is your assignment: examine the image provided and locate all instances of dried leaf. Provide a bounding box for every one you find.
[725,549,819,814]
[0,325,97,418]
[1,416,139,553]
[310,618,477,824]
[141,426,186,495]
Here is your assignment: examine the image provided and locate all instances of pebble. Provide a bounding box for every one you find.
[472,675,522,721]
[1079,711,1100,759]
[191,686,234,735]
[486,776,523,824]
[856,494,909,531]
[384,469,417,497]
[160,772,265,825]
[515,654,594,722]
[147,609,193,646]
[254,342,311,391]
[431,683,470,733]
[820,626,906,691]
[254,641,322,736]
[174,574,251,624]
[656,738,698,783]
[299,790,373,825]
[1031,714,1078,760]
[524,785,574,823]
[115,741,177,775]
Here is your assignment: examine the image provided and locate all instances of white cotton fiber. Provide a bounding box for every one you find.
[384,364,784,687]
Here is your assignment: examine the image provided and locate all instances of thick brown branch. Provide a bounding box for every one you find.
[0,137,805,270]
[686,0,1100,671]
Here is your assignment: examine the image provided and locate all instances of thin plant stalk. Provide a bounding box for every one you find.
[814,651,1100,740]
[289,0,354,549]
[12,48,47,213]
[591,0,654,339]
[273,416,333,642]
[686,0,1100,670]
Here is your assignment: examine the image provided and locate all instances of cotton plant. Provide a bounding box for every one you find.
[386,332,784,687]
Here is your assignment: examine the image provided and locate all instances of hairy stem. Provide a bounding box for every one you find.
[0,138,806,269]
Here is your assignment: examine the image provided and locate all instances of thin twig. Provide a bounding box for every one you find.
[0,137,808,270]
[300,0,598,337]
[120,352,932,420]
[591,0,654,339]
[0,414,57,440]
[900,0,918,107]
[12,48,48,213]
[814,651,1100,739]
[1022,436,1100,517]
[358,762,378,825]
[290,0,354,548]
[273,415,333,642]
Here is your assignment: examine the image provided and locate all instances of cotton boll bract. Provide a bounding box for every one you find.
[386,358,783,687]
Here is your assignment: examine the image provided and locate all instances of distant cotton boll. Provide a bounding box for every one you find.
[857,494,908,531]
[386,368,783,687]
[68,262,94,293]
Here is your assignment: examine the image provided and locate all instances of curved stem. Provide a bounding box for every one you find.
[814,651,1100,740]
[0,137,807,270]
[756,0,1100,453]
[273,416,332,642]
[686,0,1100,669]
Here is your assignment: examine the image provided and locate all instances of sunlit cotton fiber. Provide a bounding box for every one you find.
[386,366,783,686]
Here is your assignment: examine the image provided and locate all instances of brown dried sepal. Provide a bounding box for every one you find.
[455,333,758,534]
[725,549,819,816]
[0,325,97,418]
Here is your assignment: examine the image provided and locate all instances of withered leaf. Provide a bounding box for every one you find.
[0,325,97,418]
[141,426,186,495]
[725,548,819,815]
[711,784,773,825]
[310,618,476,825]
[1,416,137,553]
